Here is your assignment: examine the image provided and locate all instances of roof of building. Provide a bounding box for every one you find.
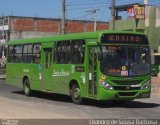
[0,15,107,23]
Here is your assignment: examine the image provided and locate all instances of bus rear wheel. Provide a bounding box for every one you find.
[23,78,31,96]
[71,84,82,104]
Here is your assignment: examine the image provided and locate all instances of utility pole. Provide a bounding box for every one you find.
[111,0,115,30]
[85,9,100,32]
[62,0,65,34]
[2,16,5,58]
[93,9,97,32]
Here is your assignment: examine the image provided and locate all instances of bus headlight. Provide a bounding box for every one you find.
[100,81,114,90]
[141,80,151,90]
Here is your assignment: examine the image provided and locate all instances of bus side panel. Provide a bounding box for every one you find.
[6,63,23,88]
[51,64,73,95]
[24,64,42,91]
[6,63,42,90]
[51,64,85,96]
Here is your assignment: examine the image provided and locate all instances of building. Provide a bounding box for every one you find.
[0,16,109,65]
[109,3,160,52]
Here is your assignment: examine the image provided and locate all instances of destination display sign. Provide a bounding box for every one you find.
[101,34,148,44]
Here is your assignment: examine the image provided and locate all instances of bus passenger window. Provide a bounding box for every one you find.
[55,40,85,64]
[22,44,32,63]
[33,44,41,63]
[13,45,22,63]
[56,45,61,63]
[8,46,14,62]
[55,41,70,64]
[71,40,85,64]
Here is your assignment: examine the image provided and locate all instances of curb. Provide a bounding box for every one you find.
[0,75,6,80]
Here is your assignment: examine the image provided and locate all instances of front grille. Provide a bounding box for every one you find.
[113,86,141,90]
[112,80,143,85]
[118,92,137,96]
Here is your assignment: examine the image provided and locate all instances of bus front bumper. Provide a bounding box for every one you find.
[97,87,151,101]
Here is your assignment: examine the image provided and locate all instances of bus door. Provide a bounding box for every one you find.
[88,47,97,97]
[43,48,52,91]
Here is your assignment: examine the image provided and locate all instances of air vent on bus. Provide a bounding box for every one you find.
[112,80,142,85]
[118,92,137,96]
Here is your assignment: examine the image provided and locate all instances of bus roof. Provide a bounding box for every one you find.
[8,30,146,45]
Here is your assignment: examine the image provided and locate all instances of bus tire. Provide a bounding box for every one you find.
[71,84,82,104]
[23,78,31,96]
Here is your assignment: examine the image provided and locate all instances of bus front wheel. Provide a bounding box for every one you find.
[23,78,31,96]
[71,84,82,104]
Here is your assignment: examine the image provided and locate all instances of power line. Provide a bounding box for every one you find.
[111,0,115,30]
[67,5,107,11]
[66,0,160,23]
[67,1,109,6]
[66,0,111,22]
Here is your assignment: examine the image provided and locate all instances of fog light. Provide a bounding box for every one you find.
[100,81,114,90]
[141,80,151,90]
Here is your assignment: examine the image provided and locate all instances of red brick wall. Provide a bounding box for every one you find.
[96,23,108,31]
[13,19,35,31]
[86,23,94,32]
[37,20,58,32]
[11,17,109,33]
[65,21,84,33]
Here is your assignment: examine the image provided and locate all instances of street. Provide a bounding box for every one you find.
[0,78,160,120]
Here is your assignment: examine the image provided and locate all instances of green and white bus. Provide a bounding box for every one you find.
[6,30,151,104]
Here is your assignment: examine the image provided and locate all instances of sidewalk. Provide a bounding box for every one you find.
[151,76,160,84]
[151,76,160,95]
[0,74,6,79]
[0,69,6,79]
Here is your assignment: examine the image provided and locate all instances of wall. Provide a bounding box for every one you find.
[10,31,58,40]
[9,16,108,35]
[109,6,160,51]
[145,6,160,51]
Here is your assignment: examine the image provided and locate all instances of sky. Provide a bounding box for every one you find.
[0,0,160,22]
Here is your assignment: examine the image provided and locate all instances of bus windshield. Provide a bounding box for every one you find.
[100,45,150,76]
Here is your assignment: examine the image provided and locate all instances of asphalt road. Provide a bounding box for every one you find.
[0,79,160,120]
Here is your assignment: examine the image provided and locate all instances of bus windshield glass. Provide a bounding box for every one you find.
[100,45,150,76]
